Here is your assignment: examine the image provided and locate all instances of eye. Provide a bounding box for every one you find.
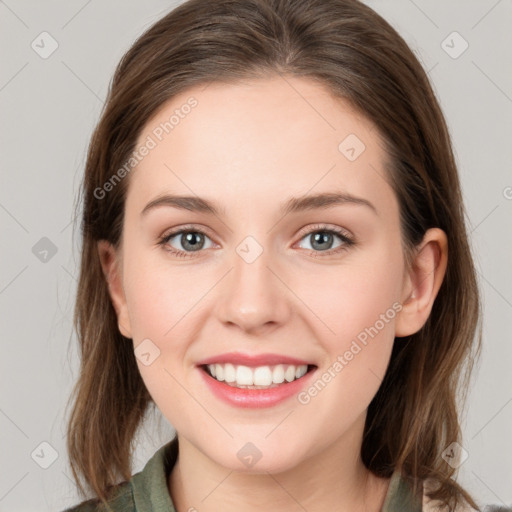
[158,223,355,259]
[296,224,355,256]
[158,226,215,258]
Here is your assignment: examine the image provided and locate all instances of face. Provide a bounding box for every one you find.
[104,75,413,473]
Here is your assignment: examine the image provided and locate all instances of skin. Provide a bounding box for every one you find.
[99,75,448,512]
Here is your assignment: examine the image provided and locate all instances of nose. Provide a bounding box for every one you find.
[215,243,291,336]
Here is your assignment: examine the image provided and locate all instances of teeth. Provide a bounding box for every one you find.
[295,365,307,379]
[272,364,285,384]
[206,363,309,388]
[284,365,295,382]
[254,366,272,386]
[236,365,254,385]
[215,364,224,381]
[224,363,236,383]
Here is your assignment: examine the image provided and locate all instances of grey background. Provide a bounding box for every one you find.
[0,1,511,510]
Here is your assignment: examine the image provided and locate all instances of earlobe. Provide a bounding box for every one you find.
[97,240,133,339]
[395,228,448,337]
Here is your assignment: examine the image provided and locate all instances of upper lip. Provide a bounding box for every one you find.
[196,352,314,367]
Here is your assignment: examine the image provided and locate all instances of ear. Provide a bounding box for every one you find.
[395,228,448,337]
[97,240,133,338]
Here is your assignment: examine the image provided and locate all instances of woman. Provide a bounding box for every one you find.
[63,0,491,510]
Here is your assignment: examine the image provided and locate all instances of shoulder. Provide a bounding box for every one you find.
[422,477,512,512]
[60,438,179,512]
[60,481,133,512]
[422,477,474,512]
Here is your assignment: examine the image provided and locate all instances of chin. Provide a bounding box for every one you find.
[202,437,310,475]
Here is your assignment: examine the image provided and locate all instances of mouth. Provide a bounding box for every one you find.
[201,363,317,390]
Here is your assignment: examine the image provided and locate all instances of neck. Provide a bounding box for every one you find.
[168,415,390,512]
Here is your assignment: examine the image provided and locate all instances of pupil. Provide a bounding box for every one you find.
[183,232,203,251]
[312,232,332,251]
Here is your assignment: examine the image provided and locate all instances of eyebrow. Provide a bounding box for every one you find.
[140,191,378,218]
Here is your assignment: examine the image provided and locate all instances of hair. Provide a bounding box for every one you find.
[65,0,482,510]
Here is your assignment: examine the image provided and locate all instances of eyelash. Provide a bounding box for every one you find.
[157,223,355,259]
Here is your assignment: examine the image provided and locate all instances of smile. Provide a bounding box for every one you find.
[196,353,318,408]
[204,363,310,389]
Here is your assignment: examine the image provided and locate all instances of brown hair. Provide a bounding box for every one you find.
[65,0,482,509]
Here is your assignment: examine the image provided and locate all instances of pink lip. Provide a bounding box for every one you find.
[197,364,317,409]
[196,352,313,367]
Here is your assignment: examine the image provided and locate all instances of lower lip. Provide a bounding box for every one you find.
[198,366,316,408]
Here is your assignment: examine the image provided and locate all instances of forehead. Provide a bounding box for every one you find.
[127,75,395,218]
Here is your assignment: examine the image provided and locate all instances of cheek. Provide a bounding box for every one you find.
[293,244,403,415]
[296,286,400,452]
[122,245,209,341]
[122,250,200,415]
[295,245,404,349]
